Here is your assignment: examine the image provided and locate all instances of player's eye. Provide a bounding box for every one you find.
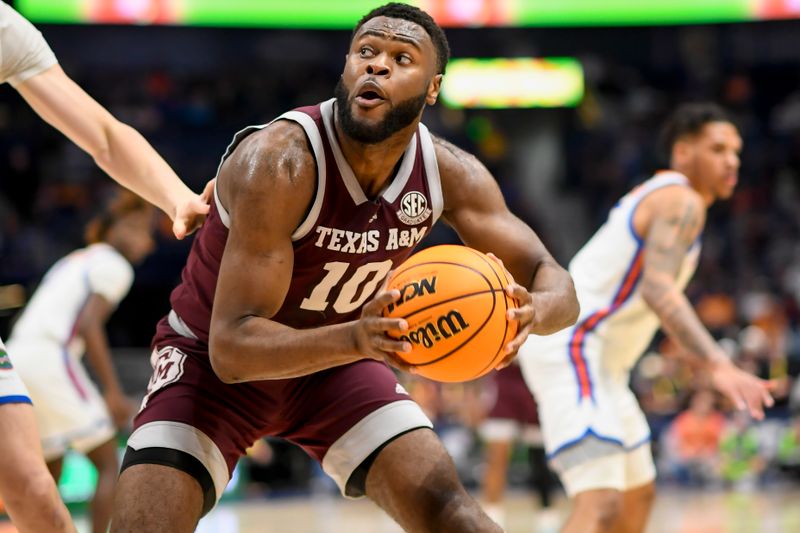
[359,46,375,58]
[397,54,412,65]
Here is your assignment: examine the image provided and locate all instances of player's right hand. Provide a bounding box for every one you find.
[709,358,775,420]
[354,272,414,371]
[172,179,215,240]
[104,390,136,429]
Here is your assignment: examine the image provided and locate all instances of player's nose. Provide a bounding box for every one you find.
[365,54,391,77]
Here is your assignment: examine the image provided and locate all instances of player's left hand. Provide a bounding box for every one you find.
[709,358,775,420]
[172,179,215,239]
[486,253,534,369]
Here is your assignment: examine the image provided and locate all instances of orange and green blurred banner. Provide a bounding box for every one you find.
[16,0,800,28]
[440,57,584,108]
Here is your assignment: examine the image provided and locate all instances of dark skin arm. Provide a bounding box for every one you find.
[76,294,133,428]
[434,136,579,363]
[637,185,773,418]
[208,121,410,383]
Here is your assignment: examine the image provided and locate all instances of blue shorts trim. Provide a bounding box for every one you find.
[0,395,33,405]
[625,434,651,452]
[547,427,624,460]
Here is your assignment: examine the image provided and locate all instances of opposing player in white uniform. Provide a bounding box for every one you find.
[8,192,154,533]
[1,4,209,531]
[519,103,774,533]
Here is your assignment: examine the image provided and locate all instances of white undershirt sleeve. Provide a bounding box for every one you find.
[0,3,58,87]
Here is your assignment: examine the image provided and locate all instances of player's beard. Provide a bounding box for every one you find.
[335,78,428,144]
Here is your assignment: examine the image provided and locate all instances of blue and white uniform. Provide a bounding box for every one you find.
[8,243,133,459]
[0,2,58,405]
[519,171,701,495]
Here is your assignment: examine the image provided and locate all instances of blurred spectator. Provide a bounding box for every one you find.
[477,365,559,531]
[777,416,800,479]
[719,412,766,489]
[661,389,726,486]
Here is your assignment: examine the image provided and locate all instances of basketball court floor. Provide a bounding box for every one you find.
[12,485,791,532]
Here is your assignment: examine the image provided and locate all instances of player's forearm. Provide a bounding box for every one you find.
[93,120,195,222]
[526,258,579,335]
[209,318,364,382]
[81,323,124,395]
[18,67,194,222]
[641,278,725,363]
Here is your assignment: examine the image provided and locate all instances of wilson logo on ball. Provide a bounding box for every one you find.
[399,310,471,349]
[386,276,437,314]
[397,191,431,225]
[382,244,519,383]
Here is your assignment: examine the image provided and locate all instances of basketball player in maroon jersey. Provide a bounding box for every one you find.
[110,4,579,532]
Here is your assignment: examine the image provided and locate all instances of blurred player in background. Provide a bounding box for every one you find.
[7,191,155,533]
[110,3,578,532]
[479,363,558,531]
[0,3,210,531]
[519,103,774,533]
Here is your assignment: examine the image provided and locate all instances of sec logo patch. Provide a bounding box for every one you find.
[397,191,431,225]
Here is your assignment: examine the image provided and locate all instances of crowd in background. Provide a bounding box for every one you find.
[1,17,800,501]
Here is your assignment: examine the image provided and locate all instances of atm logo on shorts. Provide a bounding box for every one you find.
[141,346,186,409]
[397,191,431,225]
[0,350,12,370]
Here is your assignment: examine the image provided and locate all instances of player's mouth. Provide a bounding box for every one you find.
[354,82,387,109]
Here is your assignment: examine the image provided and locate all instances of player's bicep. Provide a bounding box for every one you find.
[642,191,705,282]
[211,125,313,328]
[452,203,549,284]
[435,137,551,283]
[216,219,295,323]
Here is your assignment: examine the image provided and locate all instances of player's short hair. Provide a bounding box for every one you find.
[659,102,735,158]
[85,189,153,244]
[354,2,451,75]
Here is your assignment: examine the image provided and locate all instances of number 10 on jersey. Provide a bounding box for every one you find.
[300,260,393,314]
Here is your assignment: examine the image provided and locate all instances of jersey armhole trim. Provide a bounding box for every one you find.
[212,113,325,236]
[418,124,443,223]
[626,179,690,246]
[213,124,270,229]
[281,111,327,241]
[213,180,231,229]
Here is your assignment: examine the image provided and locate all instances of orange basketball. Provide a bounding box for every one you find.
[383,245,518,382]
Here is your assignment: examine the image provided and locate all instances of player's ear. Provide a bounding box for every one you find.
[672,139,692,166]
[426,74,442,105]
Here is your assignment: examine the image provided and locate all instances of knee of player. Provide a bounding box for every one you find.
[592,491,624,527]
[17,470,60,506]
[574,489,623,527]
[411,483,481,530]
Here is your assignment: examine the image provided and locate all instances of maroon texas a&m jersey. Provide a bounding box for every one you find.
[168,99,443,343]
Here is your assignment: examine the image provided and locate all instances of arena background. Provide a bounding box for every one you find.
[1,1,799,531]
